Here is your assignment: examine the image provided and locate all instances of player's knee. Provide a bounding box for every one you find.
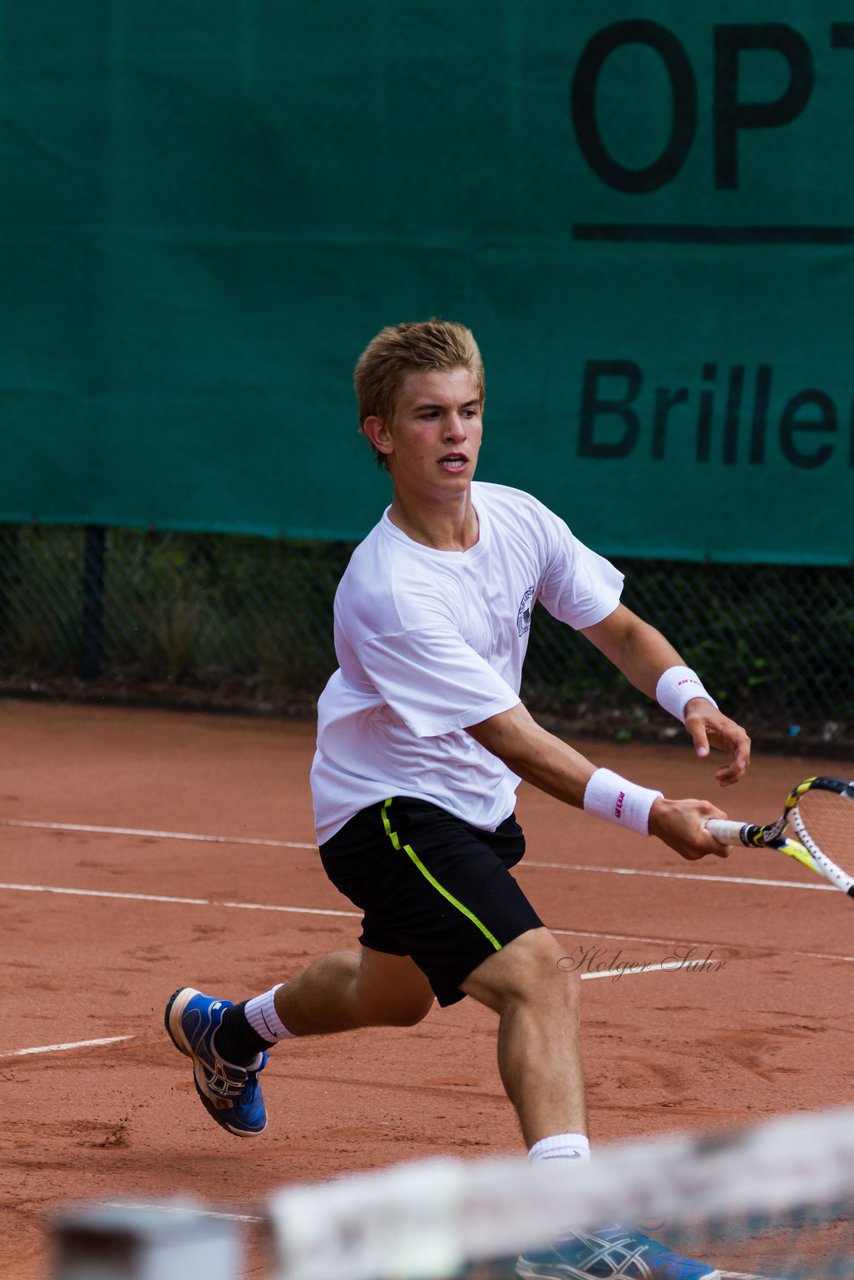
[356,989,434,1028]
[465,928,579,1012]
[385,997,434,1027]
[517,933,580,1005]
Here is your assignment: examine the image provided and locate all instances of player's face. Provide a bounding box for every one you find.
[378,367,483,493]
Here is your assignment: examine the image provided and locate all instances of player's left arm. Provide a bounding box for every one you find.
[579,604,751,786]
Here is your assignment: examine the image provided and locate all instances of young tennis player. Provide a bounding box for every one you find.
[166,320,750,1280]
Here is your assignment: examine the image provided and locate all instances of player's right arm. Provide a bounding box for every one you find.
[466,702,729,862]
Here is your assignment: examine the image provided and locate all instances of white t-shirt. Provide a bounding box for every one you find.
[311,482,623,843]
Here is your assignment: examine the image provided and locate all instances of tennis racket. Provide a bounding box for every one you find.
[706,775,854,899]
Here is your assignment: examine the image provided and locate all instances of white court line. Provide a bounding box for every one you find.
[523,859,834,892]
[0,818,315,850]
[0,956,739,1063]
[0,817,830,894]
[1,910,847,1062]
[3,1035,133,1059]
[0,882,361,917]
[1,881,851,965]
[553,932,854,964]
[579,961,682,982]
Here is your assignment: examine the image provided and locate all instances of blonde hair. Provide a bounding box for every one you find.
[354,319,485,469]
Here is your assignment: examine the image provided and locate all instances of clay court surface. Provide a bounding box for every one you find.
[1,698,851,1279]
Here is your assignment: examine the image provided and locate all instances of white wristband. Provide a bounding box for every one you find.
[583,768,663,836]
[655,665,718,723]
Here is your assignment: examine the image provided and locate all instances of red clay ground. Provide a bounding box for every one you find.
[1,699,851,1279]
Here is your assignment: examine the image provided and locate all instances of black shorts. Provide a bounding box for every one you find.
[318,796,544,1007]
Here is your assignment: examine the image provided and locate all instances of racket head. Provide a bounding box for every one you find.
[706,776,854,896]
[789,776,854,894]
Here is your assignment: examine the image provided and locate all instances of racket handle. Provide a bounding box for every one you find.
[706,818,748,846]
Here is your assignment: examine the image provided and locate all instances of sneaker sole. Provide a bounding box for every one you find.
[164,986,200,1058]
[517,1259,721,1280]
[164,986,266,1139]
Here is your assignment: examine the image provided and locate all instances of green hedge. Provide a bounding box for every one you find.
[0,525,851,734]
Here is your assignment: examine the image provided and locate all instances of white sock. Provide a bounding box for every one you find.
[528,1133,591,1164]
[244,985,295,1042]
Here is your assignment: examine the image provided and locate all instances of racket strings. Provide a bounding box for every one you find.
[795,790,854,876]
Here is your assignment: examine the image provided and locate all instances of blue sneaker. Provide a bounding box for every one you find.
[517,1227,719,1280]
[165,987,268,1137]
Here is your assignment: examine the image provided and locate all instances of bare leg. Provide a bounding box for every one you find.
[274,946,435,1035]
[461,927,586,1147]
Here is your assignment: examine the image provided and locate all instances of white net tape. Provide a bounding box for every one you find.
[268,1107,854,1280]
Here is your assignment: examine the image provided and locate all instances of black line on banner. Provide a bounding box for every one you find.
[573,224,854,245]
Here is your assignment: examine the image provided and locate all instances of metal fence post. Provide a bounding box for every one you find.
[0,523,19,658]
[78,525,107,679]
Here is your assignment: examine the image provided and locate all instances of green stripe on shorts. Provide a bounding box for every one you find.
[380,798,502,951]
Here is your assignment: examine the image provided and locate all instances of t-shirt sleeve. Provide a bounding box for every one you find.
[536,510,624,629]
[356,626,521,738]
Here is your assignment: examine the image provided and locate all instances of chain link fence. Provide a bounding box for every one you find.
[0,523,851,746]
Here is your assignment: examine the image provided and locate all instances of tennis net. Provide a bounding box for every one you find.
[268,1107,854,1280]
[52,1106,854,1280]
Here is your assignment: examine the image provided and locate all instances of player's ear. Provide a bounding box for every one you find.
[362,415,394,458]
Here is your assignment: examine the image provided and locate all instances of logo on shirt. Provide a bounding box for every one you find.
[516,586,534,636]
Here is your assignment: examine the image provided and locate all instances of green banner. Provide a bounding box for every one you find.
[2,3,852,562]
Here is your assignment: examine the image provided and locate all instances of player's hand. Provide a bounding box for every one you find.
[648,796,730,861]
[683,699,751,787]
